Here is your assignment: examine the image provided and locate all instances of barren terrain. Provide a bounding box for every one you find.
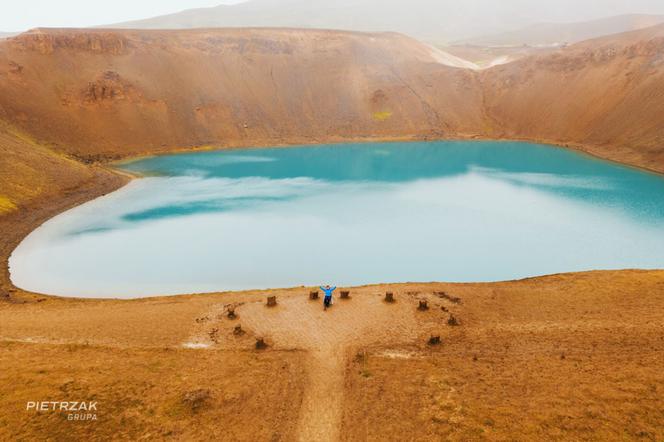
[1,272,663,440]
[483,25,664,173]
[1,25,664,441]
[1,25,663,176]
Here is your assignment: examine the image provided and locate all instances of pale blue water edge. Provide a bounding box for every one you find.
[9,141,664,298]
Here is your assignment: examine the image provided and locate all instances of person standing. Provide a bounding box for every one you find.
[320,285,336,310]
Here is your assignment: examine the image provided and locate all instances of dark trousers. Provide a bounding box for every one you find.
[324,295,332,308]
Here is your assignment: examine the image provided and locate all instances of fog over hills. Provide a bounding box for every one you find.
[459,13,664,46]
[107,0,664,43]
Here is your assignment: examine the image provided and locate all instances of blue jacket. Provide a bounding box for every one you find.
[320,286,336,297]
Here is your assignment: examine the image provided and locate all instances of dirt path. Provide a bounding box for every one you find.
[185,289,443,441]
[297,346,345,442]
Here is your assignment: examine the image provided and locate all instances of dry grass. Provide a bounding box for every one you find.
[341,272,664,441]
[0,342,305,441]
[0,271,663,440]
[0,195,16,213]
[342,333,664,441]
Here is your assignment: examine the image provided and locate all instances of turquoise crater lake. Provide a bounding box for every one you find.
[9,141,664,298]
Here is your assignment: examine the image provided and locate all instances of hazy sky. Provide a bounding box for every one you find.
[3,0,664,33]
[0,0,244,32]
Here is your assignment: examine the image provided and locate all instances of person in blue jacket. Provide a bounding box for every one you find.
[321,285,336,310]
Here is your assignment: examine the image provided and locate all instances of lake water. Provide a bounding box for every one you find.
[9,141,664,298]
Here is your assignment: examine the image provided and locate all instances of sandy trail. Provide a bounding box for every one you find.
[297,346,345,442]
[187,289,441,441]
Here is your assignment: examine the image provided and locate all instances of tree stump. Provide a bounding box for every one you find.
[428,335,441,346]
[309,291,319,300]
[385,292,395,303]
[255,338,267,350]
[266,296,277,307]
[340,290,350,299]
[227,308,237,320]
[233,325,244,336]
[418,300,429,311]
[447,315,460,326]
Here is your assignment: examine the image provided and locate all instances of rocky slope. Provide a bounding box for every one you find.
[2,26,664,174]
[0,123,118,213]
[0,28,485,160]
[482,24,664,171]
[0,121,126,294]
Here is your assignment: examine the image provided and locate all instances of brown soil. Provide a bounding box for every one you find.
[1,272,663,440]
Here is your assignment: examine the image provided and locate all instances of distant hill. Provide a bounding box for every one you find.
[105,0,664,44]
[105,0,510,43]
[457,14,664,47]
[0,32,18,39]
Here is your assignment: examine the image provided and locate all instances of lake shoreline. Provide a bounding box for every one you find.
[2,134,664,303]
[3,136,664,441]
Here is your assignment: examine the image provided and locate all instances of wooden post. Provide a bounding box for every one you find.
[418,300,429,311]
[340,290,350,299]
[255,338,267,350]
[233,325,244,336]
[227,307,237,319]
[309,291,319,300]
[448,315,460,326]
[267,296,277,307]
[384,292,395,303]
[428,335,441,345]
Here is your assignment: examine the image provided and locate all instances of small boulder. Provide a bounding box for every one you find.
[182,389,211,413]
